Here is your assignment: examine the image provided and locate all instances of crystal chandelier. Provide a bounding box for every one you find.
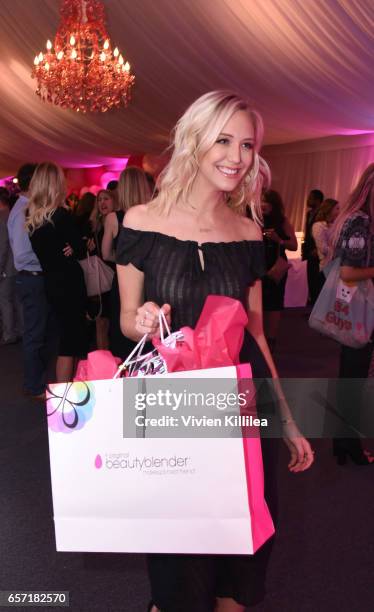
[31,0,135,113]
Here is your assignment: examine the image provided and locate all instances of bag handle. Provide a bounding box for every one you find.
[114,309,171,378]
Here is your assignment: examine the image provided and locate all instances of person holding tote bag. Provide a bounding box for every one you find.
[327,164,374,466]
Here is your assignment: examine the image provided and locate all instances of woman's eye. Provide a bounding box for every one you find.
[216,138,229,145]
[242,142,254,150]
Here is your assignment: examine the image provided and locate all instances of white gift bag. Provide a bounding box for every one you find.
[47,362,274,555]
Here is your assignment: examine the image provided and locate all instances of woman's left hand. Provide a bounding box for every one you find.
[282,422,315,472]
[86,238,96,253]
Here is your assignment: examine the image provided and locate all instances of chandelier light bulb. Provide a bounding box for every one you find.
[46,40,52,50]
[70,35,76,46]
[118,54,124,65]
[71,49,78,59]
[45,62,50,71]
[124,62,130,72]
[38,52,44,62]
[34,56,40,65]
[113,47,119,57]
[100,51,106,61]
[57,51,64,60]
[103,39,109,50]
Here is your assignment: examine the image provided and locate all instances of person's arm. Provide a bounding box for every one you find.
[312,222,329,261]
[117,263,171,342]
[340,266,374,282]
[244,221,314,471]
[60,209,87,260]
[0,219,8,275]
[282,218,298,251]
[246,280,314,471]
[263,219,297,251]
[101,213,117,262]
[117,207,171,341]
[338,214,374,282]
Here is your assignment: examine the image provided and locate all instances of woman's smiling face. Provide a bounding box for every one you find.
[197,110,255,193]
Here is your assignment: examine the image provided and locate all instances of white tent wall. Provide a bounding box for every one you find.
[263,133,374,231]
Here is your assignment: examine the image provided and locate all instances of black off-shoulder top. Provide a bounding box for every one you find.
[116,227,266,332]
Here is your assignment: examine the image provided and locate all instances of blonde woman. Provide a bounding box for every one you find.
[90,189,116,245]
[101,167,151,261]
[26,162,88,382]
[116,91,314,612]
[88,189,116,349]
[312,198,339,270]
[102,166,151,358]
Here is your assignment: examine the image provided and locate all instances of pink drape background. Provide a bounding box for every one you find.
[263,133,374,230]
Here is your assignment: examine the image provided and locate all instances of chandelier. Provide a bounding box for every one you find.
[31,0,135,113]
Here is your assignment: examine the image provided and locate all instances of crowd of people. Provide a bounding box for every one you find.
[1,162,153,391]
[0,89,373,611]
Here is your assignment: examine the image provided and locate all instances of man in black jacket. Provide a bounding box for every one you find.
[302,189,324,305]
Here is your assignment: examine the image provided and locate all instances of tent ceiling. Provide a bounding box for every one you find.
[0,0,373,175]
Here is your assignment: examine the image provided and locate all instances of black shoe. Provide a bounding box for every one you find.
[333,440,374,466]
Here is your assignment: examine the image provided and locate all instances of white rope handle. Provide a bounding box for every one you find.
[114,309,171,378]
[159,308,171,342]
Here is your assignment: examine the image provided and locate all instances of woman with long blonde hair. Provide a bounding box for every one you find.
[101,167,151,261]
[116,91,314,612]
[328,164,374,466]
[26,162,88,382]
[101,166,151,358]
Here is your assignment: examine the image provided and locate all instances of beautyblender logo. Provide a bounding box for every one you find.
[47,382,95,433]
[95,454,103,469]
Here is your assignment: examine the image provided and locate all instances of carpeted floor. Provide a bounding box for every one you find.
[0,308,373,612]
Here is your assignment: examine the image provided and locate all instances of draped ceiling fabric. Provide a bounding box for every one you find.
[0,0,373,228]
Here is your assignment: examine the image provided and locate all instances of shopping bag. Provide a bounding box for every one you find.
[46,363,275,555]
[309,258,374,348]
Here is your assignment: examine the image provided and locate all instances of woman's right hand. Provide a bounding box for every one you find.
[63,243,73,257]
[135,302,171,338]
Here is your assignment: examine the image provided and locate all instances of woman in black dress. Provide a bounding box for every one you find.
[261,189,297,352]
[87,189,117,349]
[102,166,151,359]
[26,162,88,382]
[117,91,314,612]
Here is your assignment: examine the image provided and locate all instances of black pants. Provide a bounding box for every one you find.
[334,342,374,446]
[15,273,50,394]
[306,256,321,305]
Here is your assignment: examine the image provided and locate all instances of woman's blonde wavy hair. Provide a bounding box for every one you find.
[26,162,66,234]
[328,163,374,261]
[155,90,270,224]
[117,166,152,212]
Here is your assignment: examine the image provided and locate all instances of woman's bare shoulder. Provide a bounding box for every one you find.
[238,215,263,241]
[123,203,156,230]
